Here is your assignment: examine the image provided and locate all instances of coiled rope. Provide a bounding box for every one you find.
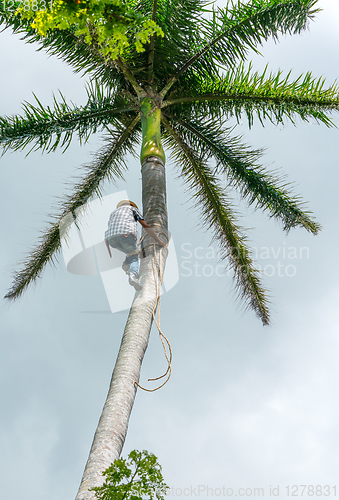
[135,238,172,392]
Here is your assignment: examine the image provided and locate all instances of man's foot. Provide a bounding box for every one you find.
[129,273,143,291]
[122,262,129,274]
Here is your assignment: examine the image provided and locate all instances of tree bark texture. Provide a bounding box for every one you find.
[75,156,168,500]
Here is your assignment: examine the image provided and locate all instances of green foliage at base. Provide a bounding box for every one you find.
[92,450,169,500]
[13,0,163,59]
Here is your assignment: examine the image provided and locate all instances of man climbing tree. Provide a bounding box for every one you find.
[105,199,166,291]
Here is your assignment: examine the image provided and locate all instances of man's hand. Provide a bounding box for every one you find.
[139,220,168,247]
[157,238,167,247]
[153,235,167,247]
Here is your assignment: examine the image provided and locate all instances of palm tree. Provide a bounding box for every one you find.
[1,0,339,498]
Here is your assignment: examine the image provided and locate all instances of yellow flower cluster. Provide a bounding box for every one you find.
[135,20,164,53]
[15,0,164,59]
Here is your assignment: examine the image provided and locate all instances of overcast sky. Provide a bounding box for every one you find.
[1,1,339,499]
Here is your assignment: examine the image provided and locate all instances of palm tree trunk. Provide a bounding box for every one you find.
[75,155,168,500]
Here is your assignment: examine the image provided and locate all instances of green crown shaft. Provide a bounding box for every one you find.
[140,97,165,165]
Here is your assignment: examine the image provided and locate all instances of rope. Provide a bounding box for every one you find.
[135,240,172,392]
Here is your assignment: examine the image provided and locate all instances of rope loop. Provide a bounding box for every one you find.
[135,242,172,392]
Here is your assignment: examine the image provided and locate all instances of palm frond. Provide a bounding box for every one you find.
[4,115,141,300]
[164,113,321,234]
[162,115,270,325]
[152,0,206,83]
[183,0,318,76]
[0,83,138,154]
[118,0,207,89]
[163,64,339,127]
[160,0,319,96]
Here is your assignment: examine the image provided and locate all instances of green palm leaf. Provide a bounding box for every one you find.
[164,65,339,127]
[164,113,321,233]
[108,0,207,88]
[0,82,138,154]
[4,115,140,300]
[161,0,319,95]
[162,115,270,325]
